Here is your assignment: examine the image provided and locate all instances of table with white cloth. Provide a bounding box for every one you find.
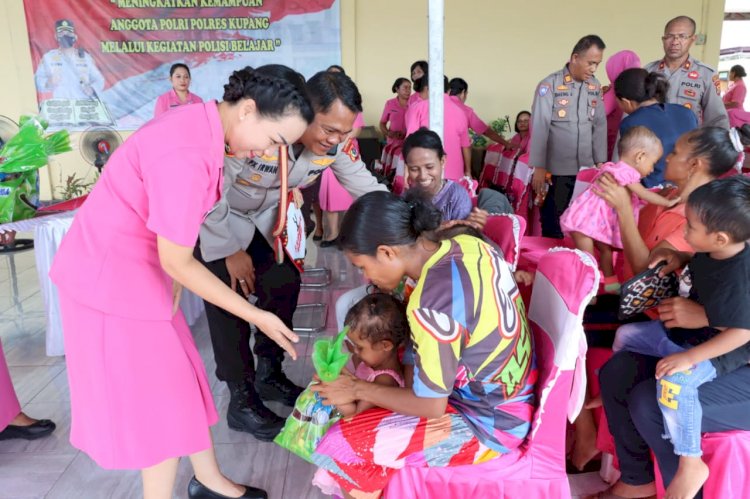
[1,212,205,356]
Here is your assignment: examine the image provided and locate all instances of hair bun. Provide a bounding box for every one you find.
[403,188,442,236]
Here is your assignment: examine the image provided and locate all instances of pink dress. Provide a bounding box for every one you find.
[49,102,224,469]
[450,95,489,135]
[153,89,203,117]
[724,80,750,128]
[559,161,642,249]
[0,340,21,430]
[380,97,408,148]
[405,94,471,181]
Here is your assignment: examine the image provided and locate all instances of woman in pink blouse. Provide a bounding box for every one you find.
[724,65,750,128]
[153,63,203,117]
[51,66,313,499]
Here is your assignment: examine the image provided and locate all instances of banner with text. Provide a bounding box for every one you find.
[23,0,340,130]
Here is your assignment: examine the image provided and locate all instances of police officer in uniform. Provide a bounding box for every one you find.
[529,35,608,238]
[34,19,105,101]
[644,15,729,129]
[199,70,387,439]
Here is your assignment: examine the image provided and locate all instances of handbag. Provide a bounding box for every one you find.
[618,262,678,320]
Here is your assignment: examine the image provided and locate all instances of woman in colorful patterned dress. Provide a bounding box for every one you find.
[311,189,537,498]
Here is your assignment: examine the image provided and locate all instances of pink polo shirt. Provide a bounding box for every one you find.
[154,89,204,117]
[405,94,471,180]
[408,92,422,107]
[50,101,225,320]
[380,97,408,145]
[449,95,489,135]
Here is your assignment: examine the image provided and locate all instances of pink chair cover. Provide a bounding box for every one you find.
[569,167,599,204]
[654,431,750,498]
[518,236,575,273]
[0,339,21,430]
[482,214,526,272]
[479,143,505,188]
[384,249,599,498]
[457,176,478,198]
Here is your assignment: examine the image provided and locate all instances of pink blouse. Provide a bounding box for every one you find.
[154,89,204,117]
[449,95,488,135]
[380,97,408,145]
[724,80,747,111]
[50,102,224,320]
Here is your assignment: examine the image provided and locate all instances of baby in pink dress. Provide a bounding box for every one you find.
[560,126,677,289]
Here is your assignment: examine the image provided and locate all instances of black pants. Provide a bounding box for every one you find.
[198,229,301,383]
[599,351,750,497]
[540,174,576,238]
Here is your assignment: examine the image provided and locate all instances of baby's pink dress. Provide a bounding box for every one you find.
[560,161,642,249]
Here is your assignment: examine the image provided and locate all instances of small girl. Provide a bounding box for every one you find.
[336,293,407,417]
[560,126,678,291]
[153,63,203,117]
[313,293,407,496]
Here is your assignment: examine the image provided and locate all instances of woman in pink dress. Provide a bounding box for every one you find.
[380,77,411,150]
[602,50,641,160]
[724,65,750,128]
[153,63,203,117]
[408,60,428,107]
[448,77,514,149]
[49,66,313,499]
[405,70,471,181]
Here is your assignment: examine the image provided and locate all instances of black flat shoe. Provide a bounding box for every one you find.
[187,476,267,499]
[319,237,339,248]
[312,233,323,241]
[0,419,56,441]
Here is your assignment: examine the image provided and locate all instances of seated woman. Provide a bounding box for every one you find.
[592,127,744,498]
[313,189,537,498]
[404,127,512,219]
[569,126,740,474]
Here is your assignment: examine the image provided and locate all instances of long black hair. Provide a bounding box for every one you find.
[222,65,314,123]
[339,189,442,256]
[614,68,669,104]
[683,127,741,178]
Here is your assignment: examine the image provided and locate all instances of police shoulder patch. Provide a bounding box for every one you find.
[538,83,551,97]
[342,138,360,162]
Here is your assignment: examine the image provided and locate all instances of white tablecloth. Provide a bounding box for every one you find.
[33,213,205,356]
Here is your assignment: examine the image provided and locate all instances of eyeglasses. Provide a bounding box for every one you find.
[662,34,693,42]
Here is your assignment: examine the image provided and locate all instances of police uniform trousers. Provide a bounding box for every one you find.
[541,174,577,239]
[197,228,301,383]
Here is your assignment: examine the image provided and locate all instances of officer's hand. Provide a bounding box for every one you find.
[225,250,255,296]
[532,168,548,194]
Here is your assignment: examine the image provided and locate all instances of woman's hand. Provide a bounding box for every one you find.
[225,250,255,296]
[253,310,299,360]
[593,172,632,214]
[657,297,709,329]
[465,207,488,230]
[309,369,359,407]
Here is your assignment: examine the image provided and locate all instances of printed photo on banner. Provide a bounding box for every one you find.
[22,0,341,131]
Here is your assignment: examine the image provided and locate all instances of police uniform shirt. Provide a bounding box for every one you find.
[528,65,607,177]
[200,139,387,262]
[34,48,105,100]
[644,56,729,129]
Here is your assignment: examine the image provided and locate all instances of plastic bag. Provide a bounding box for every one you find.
[0,116,71,223]
[312,328,350,382]
[273,382,339,463]
[274,329,350,461]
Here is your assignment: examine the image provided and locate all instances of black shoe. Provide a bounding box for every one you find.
[226,381,284,441]
[187,476,267,499]
[312,233,323,242]
[0,419,56,441]
[254,360,304,406]
[319,237,339,248]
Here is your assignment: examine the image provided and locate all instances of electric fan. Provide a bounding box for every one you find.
[79,126,122,172]
[0,115,19,147]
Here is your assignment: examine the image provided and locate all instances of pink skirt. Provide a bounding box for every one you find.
[59,292,218,469]
[0,339,21,430]
[318,168,353,212]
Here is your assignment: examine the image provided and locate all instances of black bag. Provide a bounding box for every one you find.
[618,263,678,320]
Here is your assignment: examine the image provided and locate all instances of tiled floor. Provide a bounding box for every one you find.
[0,231,610,498]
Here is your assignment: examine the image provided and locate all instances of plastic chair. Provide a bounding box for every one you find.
[384,248,599,498]
[482,214,526,272]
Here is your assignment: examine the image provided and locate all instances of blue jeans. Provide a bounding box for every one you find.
[613,321,717,457]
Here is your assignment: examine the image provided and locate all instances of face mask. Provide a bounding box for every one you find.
[58,35,76,48]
